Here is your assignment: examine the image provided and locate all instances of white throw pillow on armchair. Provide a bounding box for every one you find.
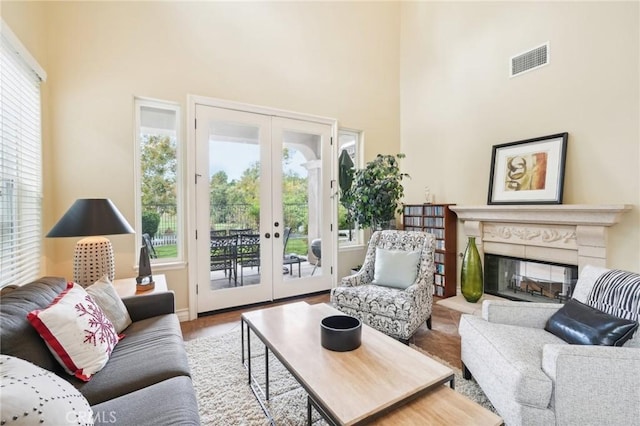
[372,248,421,289]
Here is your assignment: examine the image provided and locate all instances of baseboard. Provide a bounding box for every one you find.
[177,308,190,322]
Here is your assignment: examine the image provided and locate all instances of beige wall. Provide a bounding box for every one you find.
[3,1,401,309]
[400,1,640,272]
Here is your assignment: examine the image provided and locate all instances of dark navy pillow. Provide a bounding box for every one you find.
[545,299,639,346]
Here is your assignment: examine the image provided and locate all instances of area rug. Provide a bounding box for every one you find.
[185,327,495,425]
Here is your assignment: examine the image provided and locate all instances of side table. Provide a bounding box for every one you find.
[113,274,168,298]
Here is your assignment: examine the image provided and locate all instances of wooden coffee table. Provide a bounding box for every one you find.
[241,302,499,425]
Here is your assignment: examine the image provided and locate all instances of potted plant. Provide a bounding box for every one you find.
[342,153,409,231]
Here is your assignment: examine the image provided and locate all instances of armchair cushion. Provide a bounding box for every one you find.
[372,248,420,289]
[331,284,418,321]
[459,314,562,408]
[545,299,638,346]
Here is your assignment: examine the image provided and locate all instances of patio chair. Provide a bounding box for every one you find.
[210,229,227,237]
[282,227,303,277]
[237,233,261,285]
[210,234,238,284]
[330,230,435,342]
[229,228,252,236]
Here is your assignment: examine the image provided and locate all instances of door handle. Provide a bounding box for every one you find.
[274,232,280,238]
[265,233,271,239]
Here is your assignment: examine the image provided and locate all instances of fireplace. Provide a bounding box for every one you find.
[449,204,631,303]
[484,254,578,303]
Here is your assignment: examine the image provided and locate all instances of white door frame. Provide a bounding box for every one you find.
[186,95,338,320]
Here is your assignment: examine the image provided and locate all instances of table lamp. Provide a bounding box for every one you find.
[46,199,135,287]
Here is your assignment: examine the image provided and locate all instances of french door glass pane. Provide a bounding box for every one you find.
[208,121,262,290]
[282,130,323,279]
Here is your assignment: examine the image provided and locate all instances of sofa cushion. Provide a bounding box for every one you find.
[27,282,120,381]
[545,299,638,346]
[69,314,191,405]
[0,277,68,374]
[0,355,94,426]
[459,314,563,408]
[91,376,200,426]
[86,276,132,333]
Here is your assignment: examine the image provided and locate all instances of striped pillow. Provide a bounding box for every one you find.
[586,269,640,322]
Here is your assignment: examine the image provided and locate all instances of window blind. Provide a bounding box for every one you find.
[0,28,44,287]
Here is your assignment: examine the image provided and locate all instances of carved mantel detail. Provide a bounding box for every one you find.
[450,205,632,269]
[484,223,576,248]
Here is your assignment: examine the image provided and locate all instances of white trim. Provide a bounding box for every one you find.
[0,19,46,81]
[189,95,335,126]
[176,308,190,323]
[133,97,184,266]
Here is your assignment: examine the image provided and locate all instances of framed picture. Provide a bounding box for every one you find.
[487,133,568,205]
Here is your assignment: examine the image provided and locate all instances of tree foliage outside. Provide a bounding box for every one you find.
[209,148,309,233]
[141,211,160,238]
[140,134,177,216]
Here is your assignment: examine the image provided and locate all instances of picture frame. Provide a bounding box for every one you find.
[487,132,568,205]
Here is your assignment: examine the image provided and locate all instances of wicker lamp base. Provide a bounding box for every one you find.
[73,236,115,287]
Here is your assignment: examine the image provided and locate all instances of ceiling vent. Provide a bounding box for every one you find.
[510,42,549,77]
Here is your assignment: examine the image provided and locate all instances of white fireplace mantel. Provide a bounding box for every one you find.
[449,204,632,270]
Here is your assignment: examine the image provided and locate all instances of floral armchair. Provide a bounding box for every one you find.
[330,230,435,341]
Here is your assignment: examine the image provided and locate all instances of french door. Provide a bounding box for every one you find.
[194,103,334,313]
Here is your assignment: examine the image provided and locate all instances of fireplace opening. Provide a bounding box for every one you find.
[484,254,578,304]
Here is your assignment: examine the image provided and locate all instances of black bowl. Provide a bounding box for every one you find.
[320,315,362,352]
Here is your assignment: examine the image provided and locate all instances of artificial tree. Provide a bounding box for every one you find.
[342,153,409,231]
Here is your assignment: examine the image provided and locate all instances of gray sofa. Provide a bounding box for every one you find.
[0,277,200,425]
[459,265,640,426]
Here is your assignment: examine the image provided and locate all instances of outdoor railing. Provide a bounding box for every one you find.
[142,202,310,247]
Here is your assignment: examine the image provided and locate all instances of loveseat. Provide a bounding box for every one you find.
[458,265,640,426]
[0,277,200,425]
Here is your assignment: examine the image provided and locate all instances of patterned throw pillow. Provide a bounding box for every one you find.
[86,275,132,333]
[586,269,640,322]
[0,355,94,425]
[27,282,121,381]
[582,268,640,348]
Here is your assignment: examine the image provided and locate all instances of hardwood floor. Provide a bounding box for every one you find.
[180,292,464,369]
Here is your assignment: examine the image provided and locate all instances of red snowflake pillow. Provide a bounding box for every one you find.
[27,282,122,381]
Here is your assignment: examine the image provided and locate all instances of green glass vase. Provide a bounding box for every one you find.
[461,236,483,303]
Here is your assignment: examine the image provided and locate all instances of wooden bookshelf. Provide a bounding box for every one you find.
[403,204,457,298]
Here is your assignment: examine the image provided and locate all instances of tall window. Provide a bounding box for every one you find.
[0,22,46,287]
[338,129,363,247]
[134,98,182,263]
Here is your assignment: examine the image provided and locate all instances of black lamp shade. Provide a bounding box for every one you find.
[46,199,135,238]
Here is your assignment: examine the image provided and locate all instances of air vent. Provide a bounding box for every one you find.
[510,42,549,77]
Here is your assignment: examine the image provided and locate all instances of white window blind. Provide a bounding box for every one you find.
[0,23,45,287]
